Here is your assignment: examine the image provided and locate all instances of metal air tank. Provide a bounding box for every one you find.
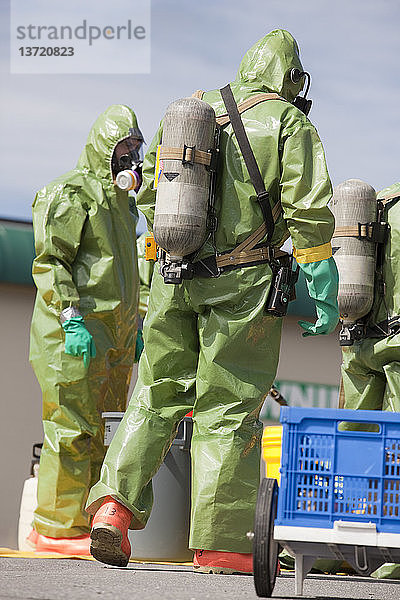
[331,179,377,342]
[153,97,216,261]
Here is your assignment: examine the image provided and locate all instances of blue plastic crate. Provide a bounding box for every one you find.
[276,407,400,534]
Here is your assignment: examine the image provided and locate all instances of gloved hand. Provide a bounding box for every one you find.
[134,328,144,362]
[62,316,96,367]
[297,256,339,337]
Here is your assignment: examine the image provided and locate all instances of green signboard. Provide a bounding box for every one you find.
[261,379,339,422]
[0,220,35,285]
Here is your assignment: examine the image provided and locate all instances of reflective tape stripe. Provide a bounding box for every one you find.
[154,144,163,189]
[293,242,332,264]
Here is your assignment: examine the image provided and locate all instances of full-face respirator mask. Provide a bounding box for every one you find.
[112,127,144,192]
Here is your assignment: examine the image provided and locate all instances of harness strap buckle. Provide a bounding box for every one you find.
[182,144,196,166]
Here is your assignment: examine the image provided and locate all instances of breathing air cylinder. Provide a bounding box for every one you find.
[331,179,377,344]
[153,97,217,272]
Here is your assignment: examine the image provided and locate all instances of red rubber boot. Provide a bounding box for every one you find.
[26,526,91,555]
[26,529,39,550]
[34,533,91,555]
[193,549,253,574]
[90,496,132,567]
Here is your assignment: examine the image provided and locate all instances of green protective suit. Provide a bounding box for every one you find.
[30,105,140,538]
[340,183,400,579]
[87,30,335,553]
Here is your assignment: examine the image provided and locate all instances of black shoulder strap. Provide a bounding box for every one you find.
[220,84,274,244]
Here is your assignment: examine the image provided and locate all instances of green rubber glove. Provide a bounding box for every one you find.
[62,316,96,368]
[297,256,339,337]
[134,328,144,362]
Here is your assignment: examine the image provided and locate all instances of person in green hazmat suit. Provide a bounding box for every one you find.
[28,105,143,555]
[341,182,400,580]
[86,29,339,573]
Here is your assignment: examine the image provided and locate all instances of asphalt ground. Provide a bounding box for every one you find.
[1,559,400,600]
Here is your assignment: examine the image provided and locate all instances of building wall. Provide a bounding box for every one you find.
[0,283,343,549]
[277,315,341,386]
[0,283,42,549]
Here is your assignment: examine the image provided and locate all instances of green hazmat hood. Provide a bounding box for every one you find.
[235,29,305,102]
[77,104,139,182]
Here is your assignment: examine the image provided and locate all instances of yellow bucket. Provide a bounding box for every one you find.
[262,425,282,484]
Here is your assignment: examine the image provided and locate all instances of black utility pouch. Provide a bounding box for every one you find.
[265,259,299,317]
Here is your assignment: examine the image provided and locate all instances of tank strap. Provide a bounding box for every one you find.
[190,201,287,275]
[380,193,400,204]
[191,89,287,125]
[192,245,290,278]
[216,244,289,270]
[215,201,283,266]
[334,223,389,244]
[159,146,212,167]
[334,225,369,237]
[216,92,286,126]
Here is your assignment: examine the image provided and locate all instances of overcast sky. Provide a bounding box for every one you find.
[1,0,399,224]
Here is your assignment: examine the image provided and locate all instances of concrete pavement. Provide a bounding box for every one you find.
[1,558,400,600]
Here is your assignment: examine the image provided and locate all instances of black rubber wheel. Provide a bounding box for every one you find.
[253,478,279,597]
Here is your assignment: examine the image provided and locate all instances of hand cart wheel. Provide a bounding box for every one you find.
[253,478,279,597]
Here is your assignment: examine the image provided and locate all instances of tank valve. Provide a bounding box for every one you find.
[339,323,365,346]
